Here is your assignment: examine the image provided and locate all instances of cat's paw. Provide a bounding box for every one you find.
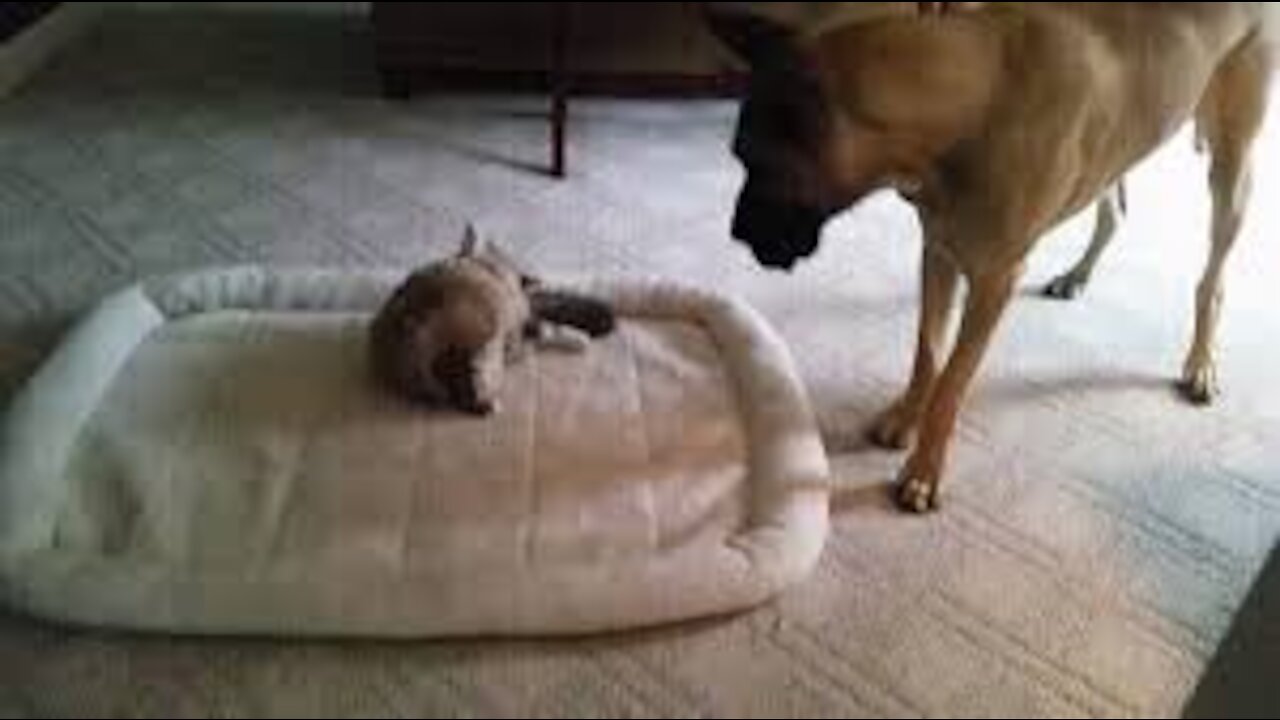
[537,324,592,354]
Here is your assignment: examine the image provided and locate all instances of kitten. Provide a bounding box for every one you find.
[368,226,615,415]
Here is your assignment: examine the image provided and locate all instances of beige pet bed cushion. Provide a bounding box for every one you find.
[0,267,830,638]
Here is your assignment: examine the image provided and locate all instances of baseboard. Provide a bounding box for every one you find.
[0,2,109,99]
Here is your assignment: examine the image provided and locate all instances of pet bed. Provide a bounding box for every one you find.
[0,266,829,638]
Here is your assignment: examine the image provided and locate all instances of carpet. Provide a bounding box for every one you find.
[0,5,1278,717]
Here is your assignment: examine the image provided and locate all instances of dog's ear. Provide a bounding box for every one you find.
[703,7,798,70]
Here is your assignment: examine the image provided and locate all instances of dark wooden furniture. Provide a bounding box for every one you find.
[0,2,61,43]
[371,2,745,178]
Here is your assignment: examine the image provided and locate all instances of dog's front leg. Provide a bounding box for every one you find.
[869,242,961,450]
[896,265,1020,513]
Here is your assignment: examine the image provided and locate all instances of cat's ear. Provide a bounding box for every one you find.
[459,223,486,258]
[479,236,520,271]
[460,223,530,277]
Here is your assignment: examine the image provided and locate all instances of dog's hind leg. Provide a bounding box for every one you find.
[1179,32,1271,405]
[1043,181,1127,301]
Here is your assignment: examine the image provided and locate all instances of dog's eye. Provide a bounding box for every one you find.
[754,73,823,142]
[738,103,806,163]
[773,107,809,144]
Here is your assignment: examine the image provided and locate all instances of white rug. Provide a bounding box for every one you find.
[0,5,1278,717]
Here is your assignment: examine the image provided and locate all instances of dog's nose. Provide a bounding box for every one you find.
[730,191,826,271]
[749,244,800,271]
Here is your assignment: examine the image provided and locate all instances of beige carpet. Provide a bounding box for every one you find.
[1,6,1279,718]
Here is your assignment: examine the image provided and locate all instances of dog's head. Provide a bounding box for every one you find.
[707,12,828,270]
[707,10,873,270]
[706,8,997,270]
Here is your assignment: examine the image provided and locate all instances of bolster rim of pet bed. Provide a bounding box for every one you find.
[0,266,830,638]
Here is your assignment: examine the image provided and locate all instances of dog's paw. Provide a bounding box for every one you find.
[1178,364,1219,407]
[1043,272,1087,301]
[895,474,941,514]
[868,403,919,451]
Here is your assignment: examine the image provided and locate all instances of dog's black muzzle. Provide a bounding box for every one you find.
[730,188,825,271]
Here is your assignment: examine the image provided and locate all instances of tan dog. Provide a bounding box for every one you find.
[706,3,1275,512]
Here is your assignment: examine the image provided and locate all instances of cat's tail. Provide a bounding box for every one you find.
[529,289,617,338]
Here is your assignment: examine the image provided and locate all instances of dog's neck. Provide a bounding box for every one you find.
[812,13,1007,204]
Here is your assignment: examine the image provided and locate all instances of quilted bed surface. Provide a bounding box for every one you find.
[0,267,830,637]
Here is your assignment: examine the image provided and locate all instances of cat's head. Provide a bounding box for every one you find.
[407,224,528,416]
[427,340,504,416]
[457,223,538,291]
